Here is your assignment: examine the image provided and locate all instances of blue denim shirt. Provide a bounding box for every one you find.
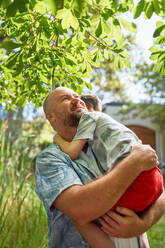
[35,143,103,248]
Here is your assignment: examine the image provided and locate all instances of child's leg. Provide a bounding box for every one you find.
[113,166,163,212]
[75,221,114,248]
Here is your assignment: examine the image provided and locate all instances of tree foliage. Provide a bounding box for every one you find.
[0,0,165,108]
[120,63,165,129]
[89,34,136,102]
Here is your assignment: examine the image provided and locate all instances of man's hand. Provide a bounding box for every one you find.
[131,142,159,172]
[99,207,146,238]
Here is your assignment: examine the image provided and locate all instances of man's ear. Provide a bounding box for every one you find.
[46,112,55,122]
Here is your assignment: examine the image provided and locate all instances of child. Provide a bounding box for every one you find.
[54,94,163,248]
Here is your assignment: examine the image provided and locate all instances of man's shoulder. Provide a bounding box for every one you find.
[36,143,68,164]
[37,143,58,157]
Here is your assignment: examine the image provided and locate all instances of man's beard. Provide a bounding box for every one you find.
[64,112,82,127]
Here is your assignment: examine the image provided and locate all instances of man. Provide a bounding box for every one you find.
[35,87,165,248]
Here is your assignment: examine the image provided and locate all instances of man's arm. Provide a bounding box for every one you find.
[99,190,165,238]
[54,143,158,225]
[139,189,165,233]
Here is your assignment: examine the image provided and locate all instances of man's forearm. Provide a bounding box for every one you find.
[139,189,165,233]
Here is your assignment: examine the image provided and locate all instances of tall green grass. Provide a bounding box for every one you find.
[0,123,48,248]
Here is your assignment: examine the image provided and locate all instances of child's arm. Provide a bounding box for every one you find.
[54,134,87,160]
[75,221,114,248]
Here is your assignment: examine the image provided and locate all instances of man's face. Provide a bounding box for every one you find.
[50,87,87,127]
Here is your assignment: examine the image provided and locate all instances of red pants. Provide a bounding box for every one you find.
[113,166,164,212]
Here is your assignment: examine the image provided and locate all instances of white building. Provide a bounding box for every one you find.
[104,102,165,174]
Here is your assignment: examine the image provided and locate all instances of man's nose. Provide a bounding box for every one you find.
[71,97,80,105]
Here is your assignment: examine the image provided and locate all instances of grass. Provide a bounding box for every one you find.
[0,166,48,248]
[0,124,48,248]
[148,214,165,248]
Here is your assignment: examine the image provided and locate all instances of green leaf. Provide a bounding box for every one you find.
[119,17,136,33]
[102,8,114,20]
[6,53,19,69]
[155,36,165,45]
[149,46,162,53]
[56,8,68,18]
[71,83,77,91]
[6,3,17,17]
[158,52,165,62]
[156,21,164,28]
[144,2,154,19]
[40,73,48,82]
[29,41,37,54]
[70,15,79,30]
[112,18,122,44]
[122,57,131,68]
[95,20,102,37]
[64,57,76,66]
[153,24,165,38]
[102,21,111,35]
[104,49,109,59]
[160,63,165,76]
[17,0,29,13]
[114,55,123,70]
[83,62,93,78]
[15,54,23,76]
[153,62,160,72]
[53,0,64,11]
[2,41,21,50]
[153,0,160,15]
[1,0,11,8]
[85,81,92,90]
[119,50,129,58]
[133,0,144,19]
[150,53,159,60]
[118,38,125,47]
[61,10,73,29]
[35,2,47,13]
[12,16,27,24]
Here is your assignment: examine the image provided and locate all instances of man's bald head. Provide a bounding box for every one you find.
[43,87,72,114]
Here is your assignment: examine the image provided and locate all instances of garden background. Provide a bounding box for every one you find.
[0,0,165,247]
